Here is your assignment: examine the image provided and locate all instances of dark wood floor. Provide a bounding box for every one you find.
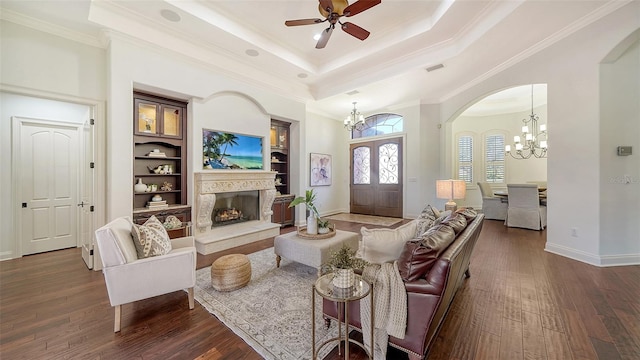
[1,219,639,359]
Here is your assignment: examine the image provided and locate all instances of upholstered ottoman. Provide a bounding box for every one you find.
[211,254,252,291]
[274,230,359,277]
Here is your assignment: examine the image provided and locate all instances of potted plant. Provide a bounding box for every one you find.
[288,189,320,234]
[322,244,369,288]
[317,218,331,234]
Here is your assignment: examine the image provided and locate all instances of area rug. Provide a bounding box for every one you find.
[193,248,339,360]
[326,213,403,227]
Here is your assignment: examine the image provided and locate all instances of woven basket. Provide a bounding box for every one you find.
[211,254,252,292]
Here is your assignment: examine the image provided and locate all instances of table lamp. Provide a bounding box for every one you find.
[436,179,466,212]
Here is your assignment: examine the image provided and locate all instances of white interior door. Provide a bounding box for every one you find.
[80,118,95,268]
[18,117,80,255]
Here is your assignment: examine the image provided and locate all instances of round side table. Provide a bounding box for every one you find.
[312,273,373,360]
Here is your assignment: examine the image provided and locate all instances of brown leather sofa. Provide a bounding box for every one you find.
[323,212,485,359]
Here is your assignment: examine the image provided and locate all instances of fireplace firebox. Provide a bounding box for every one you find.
[211,191,259,227]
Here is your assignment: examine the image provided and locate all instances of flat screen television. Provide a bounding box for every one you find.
[202,129,263,170]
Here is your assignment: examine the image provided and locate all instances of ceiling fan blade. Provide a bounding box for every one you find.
[341,22,370,40]
[319,0,334,13]
[285,18,324,26]
[343,0,381,17]
[316,26,334,49]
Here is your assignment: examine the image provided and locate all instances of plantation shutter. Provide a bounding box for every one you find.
[485,134,505,183]
[458,135,473,183]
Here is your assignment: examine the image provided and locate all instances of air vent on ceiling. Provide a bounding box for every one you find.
[426,64,444,72]
[346,90,360,96]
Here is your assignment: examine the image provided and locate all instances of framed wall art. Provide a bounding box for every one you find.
[310,153,332,186]
[202,129,263,170]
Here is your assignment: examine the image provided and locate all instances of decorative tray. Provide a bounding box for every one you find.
[297,226,336,240]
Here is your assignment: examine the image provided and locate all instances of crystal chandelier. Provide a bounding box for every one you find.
[344,102,365,131]
[505,85,548,159]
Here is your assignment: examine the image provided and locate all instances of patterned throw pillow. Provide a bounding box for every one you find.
[455,207,478,222]
[414,205,438,238]
[131,216,172,258]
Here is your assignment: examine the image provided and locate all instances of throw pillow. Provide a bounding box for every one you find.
[358,220,417,264]
[441,212,467,235]
[397,224,456,282]
[414,204,439,238]
[455,207,478,222]
[415,208,451,238]
[131,216,172,258]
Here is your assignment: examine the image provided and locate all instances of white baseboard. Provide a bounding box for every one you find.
[545,243,640,267]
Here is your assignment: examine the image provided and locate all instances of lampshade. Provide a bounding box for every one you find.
[436,179,466,212]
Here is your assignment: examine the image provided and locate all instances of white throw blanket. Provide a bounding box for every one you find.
[360,262,407,359]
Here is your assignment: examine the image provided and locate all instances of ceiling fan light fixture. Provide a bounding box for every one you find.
[319,0,349,17]
[313,33,321,40]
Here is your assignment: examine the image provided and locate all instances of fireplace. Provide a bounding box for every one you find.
[194,171,280,255]
[211,190,259,227]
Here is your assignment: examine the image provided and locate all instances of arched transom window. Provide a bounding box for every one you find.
[352,113,403,139]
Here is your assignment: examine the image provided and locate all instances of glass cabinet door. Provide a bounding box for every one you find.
[136,100,159,135]
[270,125,288,149]
[162,105,182,138]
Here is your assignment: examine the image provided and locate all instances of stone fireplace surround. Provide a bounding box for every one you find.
[194,171,280,255]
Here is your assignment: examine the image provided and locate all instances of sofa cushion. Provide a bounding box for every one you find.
[441,212,467,235]
[131,216,172,258]
[358,220,417,264]
[397,224,456,282]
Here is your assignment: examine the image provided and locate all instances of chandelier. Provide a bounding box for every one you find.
[344,102,365,131]
[505,85,548,159]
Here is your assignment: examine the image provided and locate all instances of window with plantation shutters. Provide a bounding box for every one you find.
[457,135,473,184]
[485,134,505,183]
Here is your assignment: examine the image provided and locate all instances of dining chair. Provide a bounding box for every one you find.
[477,182,508,221]
[505,184,547,230]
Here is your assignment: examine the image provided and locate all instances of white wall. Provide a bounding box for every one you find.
[106,34,306,221]
[453,104,548,208]
[439,2,640,266]
[0,21,105,101]
[0,20,106,260]
[300,112,350,223]
[599,34,640,263]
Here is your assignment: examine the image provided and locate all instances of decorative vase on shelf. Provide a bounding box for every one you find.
[306,214,318,235]
[332,268,355,289]
[134,179,147,193]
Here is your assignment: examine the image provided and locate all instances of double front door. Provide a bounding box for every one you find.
[349,137,403,217]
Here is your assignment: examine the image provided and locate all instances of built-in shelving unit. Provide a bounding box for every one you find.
[132,91,191,237]
[270,120,294,226]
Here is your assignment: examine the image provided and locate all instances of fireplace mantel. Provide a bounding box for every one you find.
[194,171,280,255]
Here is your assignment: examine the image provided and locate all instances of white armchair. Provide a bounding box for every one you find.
[95,216,196,332]
[505,184,547,230]
[477,182,508,221]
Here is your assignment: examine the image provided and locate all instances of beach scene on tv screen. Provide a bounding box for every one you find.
[203,130,263,170]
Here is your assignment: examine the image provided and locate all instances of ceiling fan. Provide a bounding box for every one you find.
[285,0,381,49]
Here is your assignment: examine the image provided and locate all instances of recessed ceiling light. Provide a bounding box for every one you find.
[245,49,259,57]
[297,73,308,79]
[160,9,181,22]
[313,34,321,41]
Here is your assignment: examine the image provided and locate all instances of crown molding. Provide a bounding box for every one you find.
[0,8,103,48]
[440,0,633,103]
